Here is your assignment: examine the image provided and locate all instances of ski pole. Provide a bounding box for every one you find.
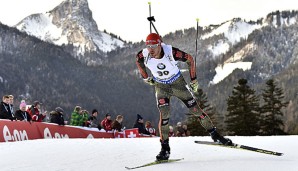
[147,2,162,40]
[148,2,152,33]
[195,18,200,69]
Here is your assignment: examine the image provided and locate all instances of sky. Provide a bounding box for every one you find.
[0,0,298,42]
[0,136,297,171]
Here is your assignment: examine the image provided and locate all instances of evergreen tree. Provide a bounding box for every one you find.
[225,79,260,135]
[187,88,215,136]
[260,79,288,135]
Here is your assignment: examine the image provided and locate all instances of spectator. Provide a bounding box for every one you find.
[112,115,124,132]
[15,100,32,122]
[133,114,150,135]
[81,110,89,127]
[168,125,175,137]
[27,101,47,122]
[49,107,65,125]
[70,106,82,126]
[101,113,113,131]
[183,124,190,136]
[145,121,156,136]
[8,95,14,117]
[0,95,16,120]
[176,122,185,137]
[86,109,101,130]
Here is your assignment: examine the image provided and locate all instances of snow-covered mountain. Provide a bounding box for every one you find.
[15,0,124,65]
[202,12,298,84]
[203,19,262,57]
[204,13,297,57]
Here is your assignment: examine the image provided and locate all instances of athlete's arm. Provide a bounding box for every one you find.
[136,50,149,79]
[172,47,197,81]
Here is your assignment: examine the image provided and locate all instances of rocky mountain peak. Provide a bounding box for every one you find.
[50,0,96,31]
[15,0,124,65]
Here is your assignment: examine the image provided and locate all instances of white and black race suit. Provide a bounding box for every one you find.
[142,44,181,84]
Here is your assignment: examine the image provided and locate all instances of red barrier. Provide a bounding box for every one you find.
[36,123,115,139]
[0,120,114,142]
[114,128,140,138]
[1,120,40,142]
[0,120,148,143]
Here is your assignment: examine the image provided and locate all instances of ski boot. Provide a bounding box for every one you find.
[208,127,233,146]
[156,139,170,161]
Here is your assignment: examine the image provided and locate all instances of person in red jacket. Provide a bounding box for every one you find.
[27,101,47,122]
[101,113,112,131]
[145,121,156,136]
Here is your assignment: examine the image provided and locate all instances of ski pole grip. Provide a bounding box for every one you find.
[147,16,155,22]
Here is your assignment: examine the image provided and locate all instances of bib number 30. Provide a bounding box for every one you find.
[157,71,169,76]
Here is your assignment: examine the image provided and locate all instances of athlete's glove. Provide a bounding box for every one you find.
[147,16,156,22]
[190,79,199,92]
[143,77,155,86]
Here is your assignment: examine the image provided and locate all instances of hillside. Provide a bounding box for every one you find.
[0,22,157,126]
[107,10,298,133]
[1,9,298,133]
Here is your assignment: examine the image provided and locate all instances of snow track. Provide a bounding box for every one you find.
[0,136,297,171]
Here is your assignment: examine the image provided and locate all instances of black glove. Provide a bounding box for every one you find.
[147,16,155,22]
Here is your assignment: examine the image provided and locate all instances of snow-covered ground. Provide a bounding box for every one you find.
[0,136,297,171]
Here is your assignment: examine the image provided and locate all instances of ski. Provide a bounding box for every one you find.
[125,158,184,170]
[194,140,283,156]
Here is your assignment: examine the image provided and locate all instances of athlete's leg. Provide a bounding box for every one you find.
[155,83,171,141]
[155,83,172,160]
[171,77,232,145]
[171,77,214,130]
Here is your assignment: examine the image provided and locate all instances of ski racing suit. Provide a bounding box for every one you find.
[136,43,214,141]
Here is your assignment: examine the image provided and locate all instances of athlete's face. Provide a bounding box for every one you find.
[147,43,161,58]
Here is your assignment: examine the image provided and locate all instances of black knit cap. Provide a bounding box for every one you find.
[55,107,64,113]
[137,114,143,121]
[34,101,42,106]
[92,109,98,114]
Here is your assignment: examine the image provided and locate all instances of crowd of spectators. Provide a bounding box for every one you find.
[168,123,191,137]
[0,95,190,136]
[0,95,127,133]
